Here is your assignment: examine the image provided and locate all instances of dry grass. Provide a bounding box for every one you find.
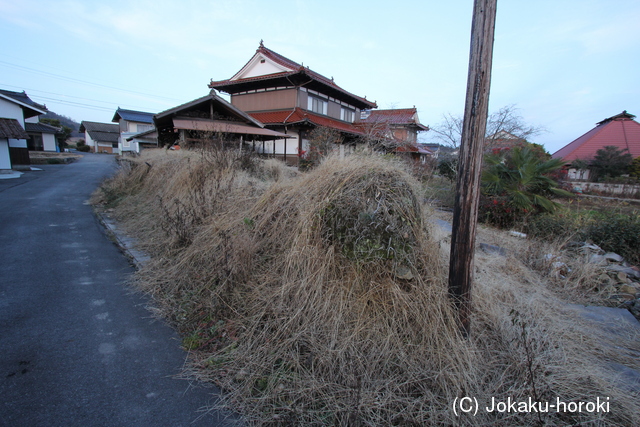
[93,147,640,426]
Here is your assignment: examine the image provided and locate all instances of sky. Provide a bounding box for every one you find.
[0,0,638,154]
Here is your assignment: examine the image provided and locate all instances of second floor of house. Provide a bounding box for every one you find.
[209,42,377,126]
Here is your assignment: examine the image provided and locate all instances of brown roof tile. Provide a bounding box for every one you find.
[249,108,366,135]
[0,118,29,139]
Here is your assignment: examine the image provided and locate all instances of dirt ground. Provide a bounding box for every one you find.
[556,194,640,216]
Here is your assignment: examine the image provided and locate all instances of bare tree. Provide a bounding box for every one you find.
[428,112,464,148]
[429,104,545,148]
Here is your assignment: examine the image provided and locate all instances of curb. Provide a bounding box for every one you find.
[95,211,150,269]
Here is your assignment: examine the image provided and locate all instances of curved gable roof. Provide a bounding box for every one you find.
[209,43,377,110]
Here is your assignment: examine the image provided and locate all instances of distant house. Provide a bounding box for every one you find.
[79,121,120,153]
[208,42,377,163]
[154,92,291,156]
[485,130,526,151]
[112,108,158,154]
[0,89,48,168]
[358,108,431,160]
[25,121,62,152]
[359,108,429,143]
[552,111,640,180]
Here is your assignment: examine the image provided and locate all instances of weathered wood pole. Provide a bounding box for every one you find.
[448,0,497,336]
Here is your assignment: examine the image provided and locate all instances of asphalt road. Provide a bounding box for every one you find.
[0,154,238,426]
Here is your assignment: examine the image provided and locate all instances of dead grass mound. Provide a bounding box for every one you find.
[95,150,640,426]
[132,154,479,424]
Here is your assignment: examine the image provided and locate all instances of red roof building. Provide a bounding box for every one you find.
[208,42,378,163]
[552,111,640,162]
[358,108,429,143]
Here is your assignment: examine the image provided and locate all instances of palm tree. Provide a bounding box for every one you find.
[482,145,572,213]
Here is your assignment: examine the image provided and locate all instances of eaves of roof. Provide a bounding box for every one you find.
[211,69,377,110]
[360,108,429,131]
[25,122,61,134]
[248,108,366,136]
[87,130,119,144]
[0,89,47,118]
[155,93,265,129]
[79,121,120,134]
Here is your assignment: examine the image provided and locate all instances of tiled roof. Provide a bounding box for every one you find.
[79,121,120,133]
[552,111,640,161]
[79,121,120,143]
[155,92,266,128]
[209,43,377,109]
[88,132,119,143]
[112,108,155,124]
[396,144,433,155]
[248,108,365,135]
[25,122,61,134]
[0,118,29,139]
[360,108,429,131]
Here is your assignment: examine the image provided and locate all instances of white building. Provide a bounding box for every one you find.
[0,89,48,169]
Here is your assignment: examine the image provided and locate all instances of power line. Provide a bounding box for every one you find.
[0,59,184,104]
[0,83,161,113]
[1,83,121,106]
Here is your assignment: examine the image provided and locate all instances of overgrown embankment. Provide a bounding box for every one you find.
[94,147,640,426]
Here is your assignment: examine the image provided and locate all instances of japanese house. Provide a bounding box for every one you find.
[208,42,378,163]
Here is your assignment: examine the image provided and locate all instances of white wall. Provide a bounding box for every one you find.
[43,133,57,152]
[0,99,24,124]
[238,55,289,79]
[84,131,96,148]
[0,98,27,149]
[0,139,11,169]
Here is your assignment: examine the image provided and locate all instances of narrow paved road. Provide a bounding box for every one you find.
[0,154,237,426]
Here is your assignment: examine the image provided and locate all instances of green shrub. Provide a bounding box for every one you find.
[524,211,586,240]
[580,211,640,265]
[77,145,91,152]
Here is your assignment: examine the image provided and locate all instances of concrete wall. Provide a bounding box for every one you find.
[570,181,640,198]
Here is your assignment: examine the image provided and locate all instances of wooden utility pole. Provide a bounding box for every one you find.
[448,0,497,336]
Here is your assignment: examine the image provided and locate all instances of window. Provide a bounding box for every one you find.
[341,108,355,123]
[137,124,154,133]
[307,95,328,115]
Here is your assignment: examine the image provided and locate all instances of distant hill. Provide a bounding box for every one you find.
[41,111,82,138]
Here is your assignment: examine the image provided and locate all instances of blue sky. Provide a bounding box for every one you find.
[0,0,638,154]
